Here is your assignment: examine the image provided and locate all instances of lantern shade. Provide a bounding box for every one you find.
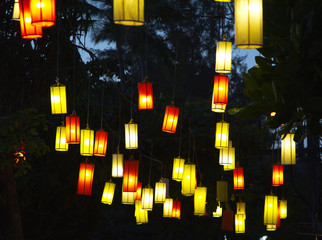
[13,0,20,20]
[212,102,226,113]
[138,81,153,110]
[30,0,55,27]
[215,121,229,149]
[194,187,207,216]
[279,200,287,219]
[135,200,148,224]
[172,200,181,219]
[141,187,153,211]
[76,161,95,196]
[134,182,142,201]
[181,163,196,196]
[123,160,139,192]
[219,140,234,165]
[172,157,185,181]
[66,113,80,144]
[113,0,144,26]
[122,191,134,205]
[237,202,246,219]
[222,210,234,231]
[125,119,138,149]
[272,164,284,186]
[264,195,278,225]
[212,76,229,105]
[215,41,232,73]
[155,181,166,203]
[216,181,228,202]
[112,153,123,178]
[94,129,108,157]
[80,125,94,156]
[213,205,223,217]
[50,82,67,114]
[162,104,179,133]
[233,167,245,190]
[223,151,235,171]
[235,0,263,48]
[163,198,173,218]
[19,0,42,39]
[101,181,116,205]
[266,224,276,231]
[55,124,68,151]
[235,214,245,233]
[281,134,296,165]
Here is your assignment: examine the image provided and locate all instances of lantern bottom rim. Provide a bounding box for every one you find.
[32,21,55,27]
[114,20,144,26]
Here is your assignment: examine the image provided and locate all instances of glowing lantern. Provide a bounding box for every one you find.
[172,200,181,219]
[112,153,123,178]
[223,150,235,171]
[123,160,139,192]
[19,0,42,39]
[235,0,263,49]
[281,134,296,165]
[30,0,55,27]
[222,210,234,231]
[270,112,276,117]
[50,81,67,114]
[213,205,223,217]
[122,191,134,204]
[76,159,95,196]
[272,164,284,186]
[138,79,153,110]
[216,181,228,202]
[215,41,232,73]
[212,75,229,106]
[266,224,276,231]
[279,200,287,219]
[141,186,153,211]
[212,102,226,113]
[219,140,234,165]
[66,112,80,144]
[125,119,138,149]
[135,200,148,224]
[172,156,185,181]
[101,181,116,205]
[181,163,196,196]
[215,121,229,149]
[194,187,207,216]
[237,202,246,219]
[163,198,173,218]
[94,129,108,157]
[155,180,166,203]
[13,0,20,20]
[277,202,281,228]
[162,102,179,133]
[134,182,142,201]
[113,0,144,26]
[80,124,94,156]
[264,194,278,225]
[55,123,68,151]
[235,214,245,233]
[233,167,244,190]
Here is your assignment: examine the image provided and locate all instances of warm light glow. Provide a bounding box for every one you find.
[237,202,246,219]
[181,163,196,196]
[162,104,180,133]
[212,76,229,110]
[66,112,80,144]
[122,160,139,192]
[215,121,229,149]
[266,224,276,231]
[36,2,44,8]
[138,81,153,110]
[122,191,134,205]
[155,180,166,204]
[94,129,108,157]
[112,153,123,177]
[219,140,235,165]
[101,181,116,205]
[281,134,296,165]
[77,160,95,196]
[163,198,173,218]
[55,124,68,151]
[172,157,185,181]
[272,164,284,186]
[30,0,55,27]
[216,181,228,202]
[270,112,276,117]
[235,214,245,233]
[19,0,43,39]
[213,205,223,217]
[141,187,153,211]
[50,82,67,114]
[134,182,142,201]
[215,41,232,73]
[135,200,148,224]
[264,195,278,225]
[172,200,181,219]
[80,125,94,156]
[279,200,287,219]
[13,0,20,21]
[194,187,207,216]
[125,119,138,149]
[113,0,144,26]
[233,167,244,190]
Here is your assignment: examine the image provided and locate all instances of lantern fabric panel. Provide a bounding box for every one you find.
[122,160,139,192]
[13,0,20,20]
[215,121,229,149]
[76,161,95,196]
[50,83,67,114]
[233,167,245,190]
[212,76,229,105]
[163,198,173,218]
[223,153,235,171]
[55,125,68,151]
[155,181,166,203]
[172,157,185,181]
[216,181,228,202]
[264,195,278,225]
[138,82,153,110]
[94,129,108,157]
[279,200,287,219]
[66,113,80,144]
[30,0,55,27]
[134,182,142,201]
[135,200,148,224]
[277,202,281,228]
[272,164,284,186]
[281,134,296,165]
[80,126,94,156]
[162,105,180,133]
[101,182,116,205]
[141,187,153,211]
[212,102,226,113]
[172,200,181,219]
[112,153,123,178]
[194,187,207,216]
[181,163,196,196]
[266,224,276,231]
[215,42,232,73]
[125,120,138,149]
[122,191,134,204]
[235,214,245,233]
[19,0,43,39]
[237,202,246,219]
[219,140,234,165]
[222,210,234,231]
[213,205,223,217]
[113,0,144,26]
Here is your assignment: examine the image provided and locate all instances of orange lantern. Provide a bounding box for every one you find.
[76,159,95,196]
[19,0,42,39]
[66,111,80,144]
[94,129,108,157]
[272,164,283,186]
[123,160,139,192]
[212,76,229,106]
[134,182,142,201]
[172,200,181,219]
[162,102,179,133]
[30,0,55,27]
[233,166,244,190]
[138,78,153,110]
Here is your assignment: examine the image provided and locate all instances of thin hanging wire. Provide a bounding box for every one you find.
[145,14,149,77]
[178,111,183,156]
[172,40,179,101]
[221,2,225,40]
[72,35,77,111]
[86,77,90,125]
[100,83,104,129]
[56,10,60,81]
[148,142,153,185]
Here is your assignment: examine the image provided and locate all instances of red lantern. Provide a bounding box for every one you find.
[162,102,179,133]
[66,112,80,144]
[123,160,139,192]
[138,78,153,110]
[30,0,55,27]
[277,202,281,228]
[19,0,43,39]
[76,159,95,196]
[134,182,142,201]
[233,167,244,190]
[222,210,234,231]
[172,200,181,219]
[272,164,283,186]
[212,75,228,105]
[94,129,108,157]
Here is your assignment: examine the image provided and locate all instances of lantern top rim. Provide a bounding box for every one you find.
[69,110,78,117]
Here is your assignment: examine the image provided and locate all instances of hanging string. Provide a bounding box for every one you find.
[72,34,77,111]
[56,8,60,81]
[100,82,104,129]
[145,14,149,77]
[178,110,183,156]
[172,40,179,101]
[86,77,90,125]
[220,2,225,40]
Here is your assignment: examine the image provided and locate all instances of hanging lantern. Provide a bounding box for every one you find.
[212,102,226,113]
[235,0,263,49]
[19,0,42,39]
[162,102,179,133]
[213,205,223,217]
[134,182,142,201]
[233,166,245,190]
[141,186,153,211]
[194,187,207,216]
[94,129,108,157]
[223,147,235,171]
[172,200,181,219]
[101,180,116,205]
[13,0,20,20]
[279,200,287,219]
[222,210,234,231]
[212,76,229,106]
[112,152,123,178]
[236,202,246,219]
[216,181,228,202]
[76,159,95,196]
[155,180,166,203]
[163,198,173,218]
[66,111,80,144]
[135,200,148,224]
[50,80,67,114]
[122,191,134,205]
[181,163,196,196]
[266,224,276,231]
[30,0,55,27]
[270,112,276,117]
[113,0,144,26]
[272,164,284,186]
[55,123,68,151]
[123,160,139,192]
[215,121,229,149]
[138,78,153,110]
[80,124,94,156]
[264,194,278,225]
[125,119,138,149]
[281,134,296,165]
[235,214,245,233]
[172,156,185,181]
[215,41,232,73]
[219,140,234,165]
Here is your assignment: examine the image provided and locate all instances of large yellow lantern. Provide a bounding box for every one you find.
[101,180,116,205]
[80,124,94,156]
[215,121,229,149]
[264,194,278,225]
[113,0,144,26]
[155,180,166,203]
[135,200,148,224]
[235,214,245,233]
[125,119,138,149]
[141,186,153,211]
[122,191,134,205]
[181,163,196,196]
[279,200,287,219]
[13,0,20,20]
[194,187,207,216]
[172,156,185,181]
[55,123,68,151]
[50,81,67,114]
[219,140,234,165]
[216,181,228,202]
[163,198,173,218]
[213,204,223,217]
[215,41,232,73]
[237,202,246,219]
[281,134,296,165]
[112,152,123,178]
[235,0,263,49]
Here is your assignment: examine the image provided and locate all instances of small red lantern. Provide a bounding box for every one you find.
[138,77,153,110]
[134,182,142,201]
[94,129,108,157]
[162,102,179,133]
[222,210,234,231]
[212,75,229,105]
[272,164,283,186]
[30,0,55,27]
[66,111,80,144]
[123,160,139,192]
[19,0,43,39]
[233,166,244,190]
[76,159,95,196]
[172,200,181,219]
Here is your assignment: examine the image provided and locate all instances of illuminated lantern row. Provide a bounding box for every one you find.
[80,124,94,156]
[162,102,180,133]
[281,134,296,165]
[272,164,284,186]
[212,76,229,113]
[279,200,287,219]
[138,78,153,110]
[125,119,138,149]
[163,198,173,218]
[55,123,68,151]
[235,0,263,49]
[29,0,55,27]
[66,111,80,144]
[215,41,232,73]
[50,81,67,114]
[172,156,185,181]
[112,153,123,178]
[236,202,246,219]
[135,200,148,224]
[19,0,43,39]
[233,166,244,190]
[134,182,142,201]
[94,129,108,157]
[194,187,207,216]
[219,140,234,165]
[113,0,144,26]
[13,0,20,20]
[235,214,245,233]
[213,204,223,217]
[101,181,116,205]
[264,194,278,225]
[141,186,153,211]
[215,121,229,149]
[123,160,139,192]
[122,191,134,205]
[172,200,181,219]
[216,181,228,202]
[181,163,196,196]
[76,159,95,196]
[155,180,166,203]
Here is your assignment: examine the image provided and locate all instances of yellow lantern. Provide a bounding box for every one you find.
[219,140,234,165]
[212,102,226,113]
[181,163,196,196]
[80,124,94,156]
[113,0,144,26]
[266,224,276,231]
[279,200,287,219]
[194,187,207,216]
[215,121,229,149]
[216,181,228,202]
[125,119,138,149]
[213,204,223,217]
[55,123,68,151]
[122,191,134,205]
[215,41,232,73]
[172,156,185,181]
[223,145,235,171]
[135,200,148,224]
[281,134,296,165]
[101,181,116,205]
[141,186,153,211]
[50,81,67,114]
[163,198,173,218]
[235,214,245,233]
[235,0,263,49]
[264,194,278,225]
[112,152,123,178]
[13,0,20,20]
[237,202,246,219]
[155,180,166,203]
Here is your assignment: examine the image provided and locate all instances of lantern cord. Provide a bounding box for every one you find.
[56,9,60,79]
[172,39,179,101]
[100,82,104,129]
[145,14,149,76]
[221,112,225,121]
[72,35,77,111]
[86,77,90,125]
[178,106,183,156]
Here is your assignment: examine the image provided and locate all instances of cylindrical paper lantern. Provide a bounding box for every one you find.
[125,119,138,149]
[224,152,235,171]
[172,200,181,219]
[236,202,246,219]
[135,200,148,224]
[219,140,234,165]
[272,164,284,186]
[30,0,55,27]
[163,198,173,218]
[138,80,153,110]
[264,194,278,225]
[215,121,229,149]
[101,181,116,205]
[212,102,227,113]
[76,160,95,196]
[213,205,223,217]
[80,124,94,156]
[19,0,42,39]
[235,214,245,233]
[181,163,196,196]
[194,187,207,216]
[122,191,134,205]
[162,103,179,133]
[172,156,185,181]
[66,112,80,144]
[55,123,68,151]
[112,153,123,177]
[266,224,276,231]
[113,0,144,26]
[134,182,142,201]
[222,210,234,231]
[13,0,20,20]
[50,82,67,114]
[215,42,232,73]
[216,181,228,202]
[279,200,287,219]
[123,160,139,192]
[233,167,244,190]
[281,134,296,165]
[155,180,166,203]
[212,75,229,105]
[141,186,153,211]
[94,129,108,157]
